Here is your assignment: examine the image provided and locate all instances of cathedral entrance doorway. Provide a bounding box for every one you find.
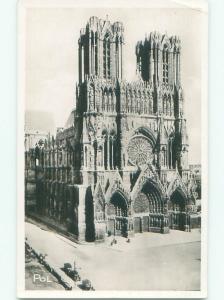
[133,180,164,233]
[107,191,128,237]
[169,189,187,231]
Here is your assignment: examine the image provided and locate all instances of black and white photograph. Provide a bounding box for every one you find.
[17,0,208,298]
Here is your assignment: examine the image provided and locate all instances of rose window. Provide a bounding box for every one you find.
[127,136,153,166]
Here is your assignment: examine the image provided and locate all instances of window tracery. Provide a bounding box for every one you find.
[127,136,153,166]
[103,33,111,79]
[162,45,169,83]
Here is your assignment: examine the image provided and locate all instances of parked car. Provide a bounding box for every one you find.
[62,263,81,282]
[80,279,94,291]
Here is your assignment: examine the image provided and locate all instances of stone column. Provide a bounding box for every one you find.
[177,51,181,84]
[102,140,105,168]
[128,216,135,237]
[158,48,162,82]
[155,48,158,83]
[140,217,143,233]
[96,36,99,76]
[99,39,103,78]
[89,37,91,75]
[81,45,84,82]
[92,37,95,75]
[83,144,86,169]
[111,137,114,170]
[174,52,177,85]
[119,42,122,79]
[121,42,123,79]
[176,52,179,84]
[120,141,125,169]
[117,42,120,79]
[150,48,154,81]
[111,40,115,78]
[79,43,82,83]
[184,212,191,232]
[168,51,172,85]
[162,214,170,234]
[107,136,110,170]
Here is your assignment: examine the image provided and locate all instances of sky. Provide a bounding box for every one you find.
[25,6,205,164]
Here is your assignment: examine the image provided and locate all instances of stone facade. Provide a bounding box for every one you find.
[25,16,199,241]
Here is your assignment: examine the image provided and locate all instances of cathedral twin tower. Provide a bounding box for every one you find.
[29,16,193,241]
[76,16,188,175]
[78,16,181,85]
[78,16,124,83]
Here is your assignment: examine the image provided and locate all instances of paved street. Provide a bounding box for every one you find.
[25,221,201,291]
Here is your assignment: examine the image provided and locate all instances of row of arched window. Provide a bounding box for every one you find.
[43,150,73,168]
[102,33,122,79]
[136,42,181,84]
[88,87,116,112]
[124,96,153,114]
[102,92,116,112]
[88,87,174,116]
[160,138,175,169]
[88,86,155,114]
[25,148,74,169]
[84,135,117,170]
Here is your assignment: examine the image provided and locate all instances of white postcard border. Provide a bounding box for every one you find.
[17,0,208,298]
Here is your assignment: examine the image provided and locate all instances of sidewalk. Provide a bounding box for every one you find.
[103,229,201,252]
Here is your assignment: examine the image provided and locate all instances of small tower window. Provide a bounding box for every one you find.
[162,46,169,83]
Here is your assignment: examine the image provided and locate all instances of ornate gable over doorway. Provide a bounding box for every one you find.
[104,170,129,203]
[131,164,165,200]
[166,170,188,199]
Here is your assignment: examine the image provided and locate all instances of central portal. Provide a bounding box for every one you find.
[107,191,128,237]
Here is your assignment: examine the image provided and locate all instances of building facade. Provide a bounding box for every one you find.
[25,16,199,241]
[25,119,49,212]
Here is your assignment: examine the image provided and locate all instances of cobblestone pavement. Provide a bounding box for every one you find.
[25,221,201,291]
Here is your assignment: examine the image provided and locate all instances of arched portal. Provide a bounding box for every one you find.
[133,180,165,233]
[170,189,186,211]
[169,188,187,231]
[107,191,128,237]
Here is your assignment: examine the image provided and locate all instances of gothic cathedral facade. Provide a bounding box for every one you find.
[25,16,198,241]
